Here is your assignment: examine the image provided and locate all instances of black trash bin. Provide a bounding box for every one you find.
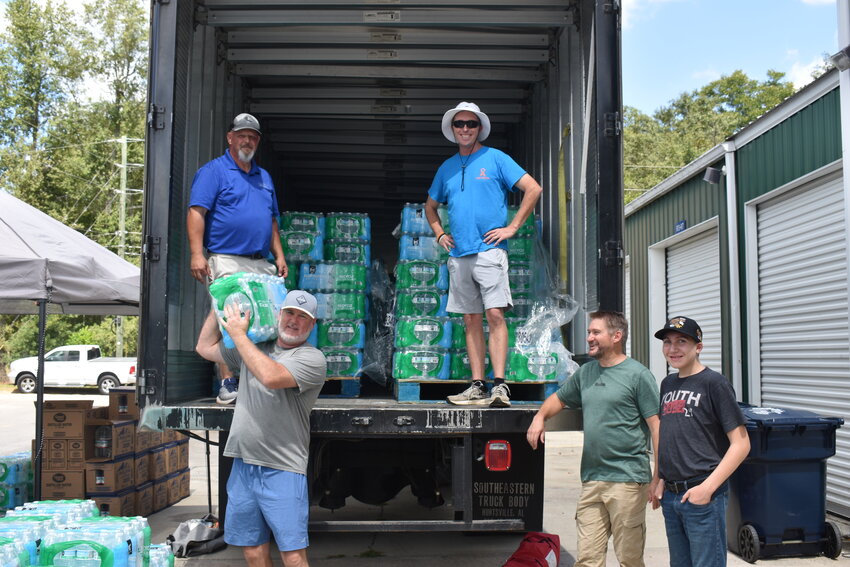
[727,405,844,563]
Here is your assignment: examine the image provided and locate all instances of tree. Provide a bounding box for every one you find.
[624,70,796,197]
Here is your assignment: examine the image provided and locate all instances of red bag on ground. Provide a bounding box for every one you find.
[502,531,561,567]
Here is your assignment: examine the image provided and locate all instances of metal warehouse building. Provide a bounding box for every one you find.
[624,68,849,518]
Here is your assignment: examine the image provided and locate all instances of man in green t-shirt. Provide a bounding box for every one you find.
[527,311,660,567]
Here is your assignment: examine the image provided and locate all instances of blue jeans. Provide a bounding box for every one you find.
[661,482,728,567]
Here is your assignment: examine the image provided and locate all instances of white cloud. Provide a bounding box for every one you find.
[692,68,721,83]
[787,58,822,89]
[621,0,685,29]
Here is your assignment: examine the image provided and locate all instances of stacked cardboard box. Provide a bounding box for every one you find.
[37,387,190,516]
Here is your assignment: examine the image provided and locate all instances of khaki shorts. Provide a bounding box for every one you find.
[575,481,648,567]
[446,248,512,314]
[208,253,276,280]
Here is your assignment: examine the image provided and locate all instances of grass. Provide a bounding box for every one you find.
[0,383,15,393]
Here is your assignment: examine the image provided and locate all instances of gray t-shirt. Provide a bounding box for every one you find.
[221,341,327,475]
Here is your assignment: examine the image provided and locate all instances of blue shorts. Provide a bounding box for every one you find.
[224,458,310,551]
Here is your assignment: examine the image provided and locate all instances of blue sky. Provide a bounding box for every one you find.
[622,0,839,115]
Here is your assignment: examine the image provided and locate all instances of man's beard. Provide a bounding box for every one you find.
[279,329,310,346]
[237,148,255,162]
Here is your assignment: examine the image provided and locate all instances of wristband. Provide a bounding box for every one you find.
[437,233,446,243]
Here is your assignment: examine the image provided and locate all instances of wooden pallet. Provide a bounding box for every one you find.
[394,379,558,404]
[319,376,361,398]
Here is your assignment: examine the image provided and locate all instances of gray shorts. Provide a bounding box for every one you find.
[208,253,276,280]
[446,248,513,314]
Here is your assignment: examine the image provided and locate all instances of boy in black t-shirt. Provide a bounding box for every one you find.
[650,316,749,567]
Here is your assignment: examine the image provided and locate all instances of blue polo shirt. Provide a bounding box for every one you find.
[427,147,526,257]
[188,151,280,255]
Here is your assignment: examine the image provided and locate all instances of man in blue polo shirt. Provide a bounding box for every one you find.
[425,102,542,407]
[188,113,288,403]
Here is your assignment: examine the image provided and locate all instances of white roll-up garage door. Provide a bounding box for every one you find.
[755,174,850,517]
[666,228,722,372]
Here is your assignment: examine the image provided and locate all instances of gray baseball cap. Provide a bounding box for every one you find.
[230,113,261,135]
[282,290,318,319]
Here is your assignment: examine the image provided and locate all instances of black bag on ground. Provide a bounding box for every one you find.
[167,515,227,557]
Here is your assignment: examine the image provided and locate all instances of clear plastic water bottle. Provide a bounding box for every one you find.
[94,426,112,459]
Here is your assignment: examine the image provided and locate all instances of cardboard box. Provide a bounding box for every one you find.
[85,455,135,494]
[152,478,168,512]
[40,470,85,499]
[108,386,139,421]
[135,482,153,518]
[166,472,181,506]
[134,452,150,486]
[178,468,190,499]
[67,439,86,469]
[85,419,135,461]
[88,488,135,517]
[148,446,167,481]
[163,443,179,475]
[177,439,189,470]
[41,400,94,439]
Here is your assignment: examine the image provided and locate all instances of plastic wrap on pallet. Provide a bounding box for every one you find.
[509,239,581,384]
[360,260,394,387]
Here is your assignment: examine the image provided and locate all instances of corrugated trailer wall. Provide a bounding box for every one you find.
[624,175,726,371]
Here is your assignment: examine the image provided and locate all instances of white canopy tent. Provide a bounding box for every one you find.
[0,191,140,497]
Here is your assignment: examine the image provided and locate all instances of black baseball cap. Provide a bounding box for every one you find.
[654,316,702,343]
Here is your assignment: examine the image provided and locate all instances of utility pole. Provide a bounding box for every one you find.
[116,136,128,357]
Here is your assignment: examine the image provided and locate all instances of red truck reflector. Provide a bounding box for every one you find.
[485,440,511,471]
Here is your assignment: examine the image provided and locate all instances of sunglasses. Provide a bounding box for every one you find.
[452,120,480,129]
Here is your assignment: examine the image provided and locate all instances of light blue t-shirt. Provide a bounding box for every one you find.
[427,147,526,257]
[188,151,280,256]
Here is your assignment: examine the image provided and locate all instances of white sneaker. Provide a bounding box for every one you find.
[488,383,511,407]
[447,383,489,406]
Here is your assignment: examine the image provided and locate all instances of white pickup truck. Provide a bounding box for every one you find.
[9,345,136,395]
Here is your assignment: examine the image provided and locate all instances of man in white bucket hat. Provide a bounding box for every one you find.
[425,102,542,407]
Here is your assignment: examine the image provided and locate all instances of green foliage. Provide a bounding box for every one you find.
[0,0,148,368]
[624,70,796,197]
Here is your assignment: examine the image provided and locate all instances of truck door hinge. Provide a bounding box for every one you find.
[143,236,161,262]
[148,104,165,130]
[601,240,624,267]
[138,369,158,396]
[604,112,621,138]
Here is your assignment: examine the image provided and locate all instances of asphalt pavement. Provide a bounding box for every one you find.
[2,389,849,566]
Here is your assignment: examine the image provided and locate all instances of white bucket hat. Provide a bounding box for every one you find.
[441,102,491,143]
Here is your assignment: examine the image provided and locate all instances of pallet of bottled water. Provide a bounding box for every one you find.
[0,499,174,567]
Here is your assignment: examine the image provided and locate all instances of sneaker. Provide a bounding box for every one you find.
[446,383,489,406]
[216,377,239,405]
[489,383,511,407]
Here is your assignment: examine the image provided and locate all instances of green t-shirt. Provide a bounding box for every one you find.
[556,357,659,483]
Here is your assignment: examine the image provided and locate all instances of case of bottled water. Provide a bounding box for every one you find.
[395,289,448,318]
[324,212,370,241]
[449,351,493,380]
[315,292,368,320]
[209,272,288,348]
[317,319,366,349]
[394,317,453,349]
[278,211,324,235]
[392,348,450,380]
[321,348,363,377]
[279,230,323,262]
[398,235,447,261]
[323,239,370,265]
[400,202,449,235]
[298,262,367,293]
[394,260,448,290]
